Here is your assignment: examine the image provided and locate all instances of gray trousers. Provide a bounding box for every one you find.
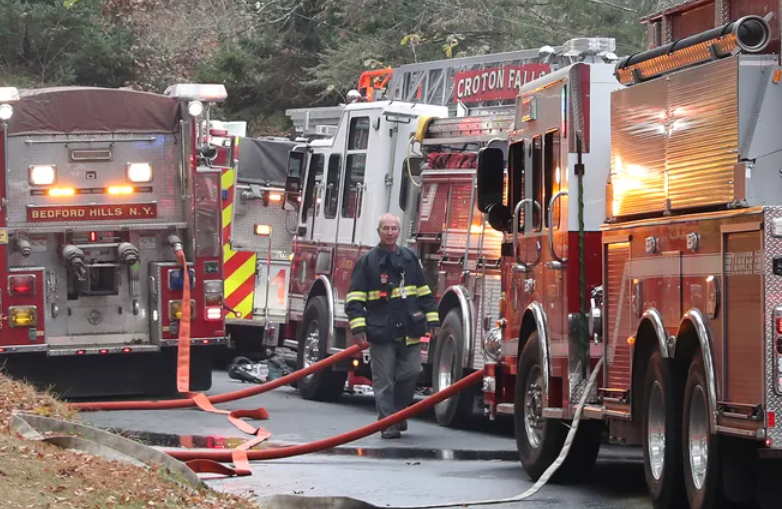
[369,340,422,422]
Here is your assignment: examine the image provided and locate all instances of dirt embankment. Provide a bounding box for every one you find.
[0,372,261,509]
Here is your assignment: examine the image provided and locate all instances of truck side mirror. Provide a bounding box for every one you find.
[285,150,305,210]
[477,147,505,213]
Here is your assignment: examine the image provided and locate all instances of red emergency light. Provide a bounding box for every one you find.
[9,275,36,297]
[99,349,109,355]
[89,232,98,242]
[122,347,132,353]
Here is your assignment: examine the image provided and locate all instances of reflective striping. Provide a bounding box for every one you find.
[232,291,254,320]
[223,243,237,263]
[349,317,366,329]
[222,159,255,320]
[346,291,367,302]
[222,202,234,232]
[225,253,257,297]
[417,286,432,297]
[426,312,439,322]
[368,291,382,301]
[406,337,421,346]
[221,168,236,191]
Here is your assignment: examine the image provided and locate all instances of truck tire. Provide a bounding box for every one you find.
[296,296,346,401]
[515,332,566,480]
[432,309,478,428]
[682,355,725,509]
[642,351,685,508]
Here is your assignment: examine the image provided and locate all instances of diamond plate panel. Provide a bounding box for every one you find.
[763,207,782,447]
[470,270,503,371]
[230,186,296,260]
[6,134,183,227]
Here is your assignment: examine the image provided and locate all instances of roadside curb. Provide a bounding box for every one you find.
[9,412,205,489]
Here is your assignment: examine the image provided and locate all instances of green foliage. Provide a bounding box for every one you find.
[0,0,662,134]
[0,0,140,87]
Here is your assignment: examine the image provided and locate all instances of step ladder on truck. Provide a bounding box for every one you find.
[476,3,782,507]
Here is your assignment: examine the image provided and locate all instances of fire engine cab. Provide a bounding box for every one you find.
[0,83,228,397]
[478,6,782,509]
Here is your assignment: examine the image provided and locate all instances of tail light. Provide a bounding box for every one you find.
[8,275,36,297]
[168,268,196,291]
[169,300,196,321]
[9,306,37,328]
[204,280,223,321]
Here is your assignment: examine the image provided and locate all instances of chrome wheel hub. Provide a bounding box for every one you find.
[303,321,320,379]
[647,380,666,481]
[688,385,709,490]
[523,365,544,448]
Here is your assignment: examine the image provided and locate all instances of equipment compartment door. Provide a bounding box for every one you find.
[722,227,763,406]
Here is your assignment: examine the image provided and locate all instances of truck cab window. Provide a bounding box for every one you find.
[544,130,561,229]
[342,154,366,218]
[302,153,324,220]
[508,141,525,228]
[399,157,423,211]
[532,135,543,231]
[324,154,342,219]
[348,117,370,150]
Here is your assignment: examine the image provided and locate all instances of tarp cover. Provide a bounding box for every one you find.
[238,137,297,187]
[8,87,181,136]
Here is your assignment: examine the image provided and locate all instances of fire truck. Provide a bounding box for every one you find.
[476,3,782,508]
[0,84,228,397]
[218,133,299,355]
[276,39,620,427]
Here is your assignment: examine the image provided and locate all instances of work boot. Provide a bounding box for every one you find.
[381,426,402,439]
[398,420,408,432]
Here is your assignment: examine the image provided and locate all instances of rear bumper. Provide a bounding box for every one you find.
[0,337,224,356]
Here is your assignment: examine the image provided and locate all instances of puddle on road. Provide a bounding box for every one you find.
[114,429,517,462]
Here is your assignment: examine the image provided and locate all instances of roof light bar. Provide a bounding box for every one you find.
[0,87,20,103]
[164,83,227,102]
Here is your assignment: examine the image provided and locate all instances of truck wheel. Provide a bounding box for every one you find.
[515,332,566,481]
[296,296,346,402]
[682,355,724,509]
[432,309,478,428]
[642,351,685,508]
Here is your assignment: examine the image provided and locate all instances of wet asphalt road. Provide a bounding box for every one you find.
[79,370,653,508]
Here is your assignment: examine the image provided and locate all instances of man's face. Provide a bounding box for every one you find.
[378,218,400,247]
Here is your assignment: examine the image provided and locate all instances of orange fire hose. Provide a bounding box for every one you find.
[69,342,369,411]
[170,369,483,475]
[175,249,192,393]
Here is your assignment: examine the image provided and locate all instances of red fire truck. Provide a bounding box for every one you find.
[0,84,228,397]
[476,3,782,508]
[215,132,298,356]
[277,38,620,427]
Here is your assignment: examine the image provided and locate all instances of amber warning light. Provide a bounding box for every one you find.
[254,224,272,236]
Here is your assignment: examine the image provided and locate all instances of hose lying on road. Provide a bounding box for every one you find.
[164,369,483,472]
[69,342,370,412]
[263,357,606,509]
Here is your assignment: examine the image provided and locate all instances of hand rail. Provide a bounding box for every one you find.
[548,191,568,264]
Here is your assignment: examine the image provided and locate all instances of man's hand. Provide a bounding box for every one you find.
[428,327,440,339]
[356,332,368,344]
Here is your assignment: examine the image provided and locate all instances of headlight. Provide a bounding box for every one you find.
[188,100,204,117]
[126,163,153,183]
[483,326,503,361]
[0,104,13,121]
[29,165,56,186]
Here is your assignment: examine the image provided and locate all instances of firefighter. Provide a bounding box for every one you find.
[346,213,440,439]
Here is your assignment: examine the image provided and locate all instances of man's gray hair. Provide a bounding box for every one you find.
[377,213,401,229]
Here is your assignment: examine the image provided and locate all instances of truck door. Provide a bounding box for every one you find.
[334,115,370,334]
[541,129,567,350]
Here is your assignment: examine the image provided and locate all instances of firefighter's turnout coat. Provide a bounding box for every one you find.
[346,245,439,345]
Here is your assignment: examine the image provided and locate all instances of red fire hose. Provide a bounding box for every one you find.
[169,369,483,475]
[69,342,369,411]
